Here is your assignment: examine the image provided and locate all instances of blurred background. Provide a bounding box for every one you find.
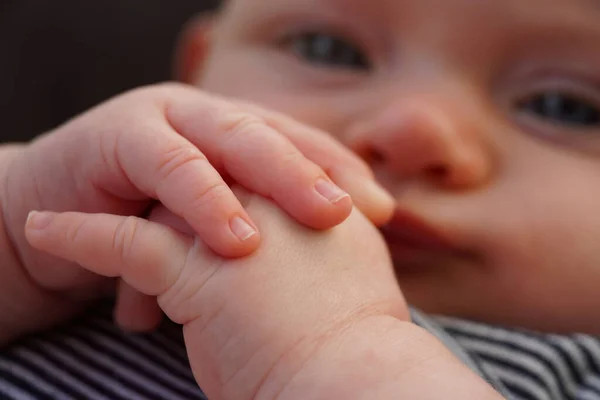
[0,0,220,143]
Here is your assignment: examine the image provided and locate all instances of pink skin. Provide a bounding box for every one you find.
[179,0,600,334]
[111,0,600,335]
[0,84,394,342]
[23,190,501,400]
[12,0,600,396]
[109,0,600,335]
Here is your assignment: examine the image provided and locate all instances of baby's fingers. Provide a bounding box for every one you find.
[24,211,191,297]
[236,102,396,226]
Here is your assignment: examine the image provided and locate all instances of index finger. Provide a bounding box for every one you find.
[94,85,352,258]
[234,101,396,226]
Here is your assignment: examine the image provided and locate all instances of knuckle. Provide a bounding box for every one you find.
[155,145,208,182]
[192,182,231,210]
[112,216,142,262]
[159,239,220,325]
[218,110,267,141]
[265,117,374,179]
[279,149,311,173]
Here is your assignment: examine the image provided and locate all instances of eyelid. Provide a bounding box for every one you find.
[515,82,600,133]
[518,76,600,105]
[269,14,385,69]
[278,30,372,69]
[508,77,600,156]
[501,65,600,99]
[499,70,600,115]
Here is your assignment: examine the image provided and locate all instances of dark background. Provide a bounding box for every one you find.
[0,0,220,143]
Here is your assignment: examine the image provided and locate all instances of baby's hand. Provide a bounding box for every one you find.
[25,188,409,399]
[1,83,394,341]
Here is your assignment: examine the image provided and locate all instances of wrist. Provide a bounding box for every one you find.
[258,315,503,400]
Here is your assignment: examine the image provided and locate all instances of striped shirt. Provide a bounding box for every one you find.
[1,304,599,400]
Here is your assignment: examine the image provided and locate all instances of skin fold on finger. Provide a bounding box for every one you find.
[23,209,218,328]
[109,108,261,258]
[234,100,396,224]
[114,280,163,333]
[145,185,257,233]
[24,210,193,296]
[163,92,354,230]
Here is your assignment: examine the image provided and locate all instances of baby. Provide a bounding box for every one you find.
[3,0,600,398]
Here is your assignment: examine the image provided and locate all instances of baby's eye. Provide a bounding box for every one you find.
[284,32,370,71]
[517,92,600,127]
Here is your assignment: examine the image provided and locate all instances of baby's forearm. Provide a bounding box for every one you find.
[261,316,503,400]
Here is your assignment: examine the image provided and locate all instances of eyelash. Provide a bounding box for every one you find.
[280,32,600,130]
[282,31,371,71]
[516,91,600,128]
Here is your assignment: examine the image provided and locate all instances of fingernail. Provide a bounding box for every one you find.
[230,216,257,242]
[315,179,350,204]
[363,179,395,206]
[26,211,53,231]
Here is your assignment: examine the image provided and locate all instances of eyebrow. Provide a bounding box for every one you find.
[252,0,393,34]
[252,0,388,20]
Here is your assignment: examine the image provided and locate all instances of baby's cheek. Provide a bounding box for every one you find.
[148,204,194,235]
[477,201,600,326]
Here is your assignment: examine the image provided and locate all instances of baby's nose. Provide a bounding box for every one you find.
[348,97,492,189]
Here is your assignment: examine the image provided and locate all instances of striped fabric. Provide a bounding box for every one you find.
[0,304,599,400]
[433,315,600,400]
[0,304,206,400]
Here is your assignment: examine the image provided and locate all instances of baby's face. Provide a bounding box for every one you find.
[194,0,600,333]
